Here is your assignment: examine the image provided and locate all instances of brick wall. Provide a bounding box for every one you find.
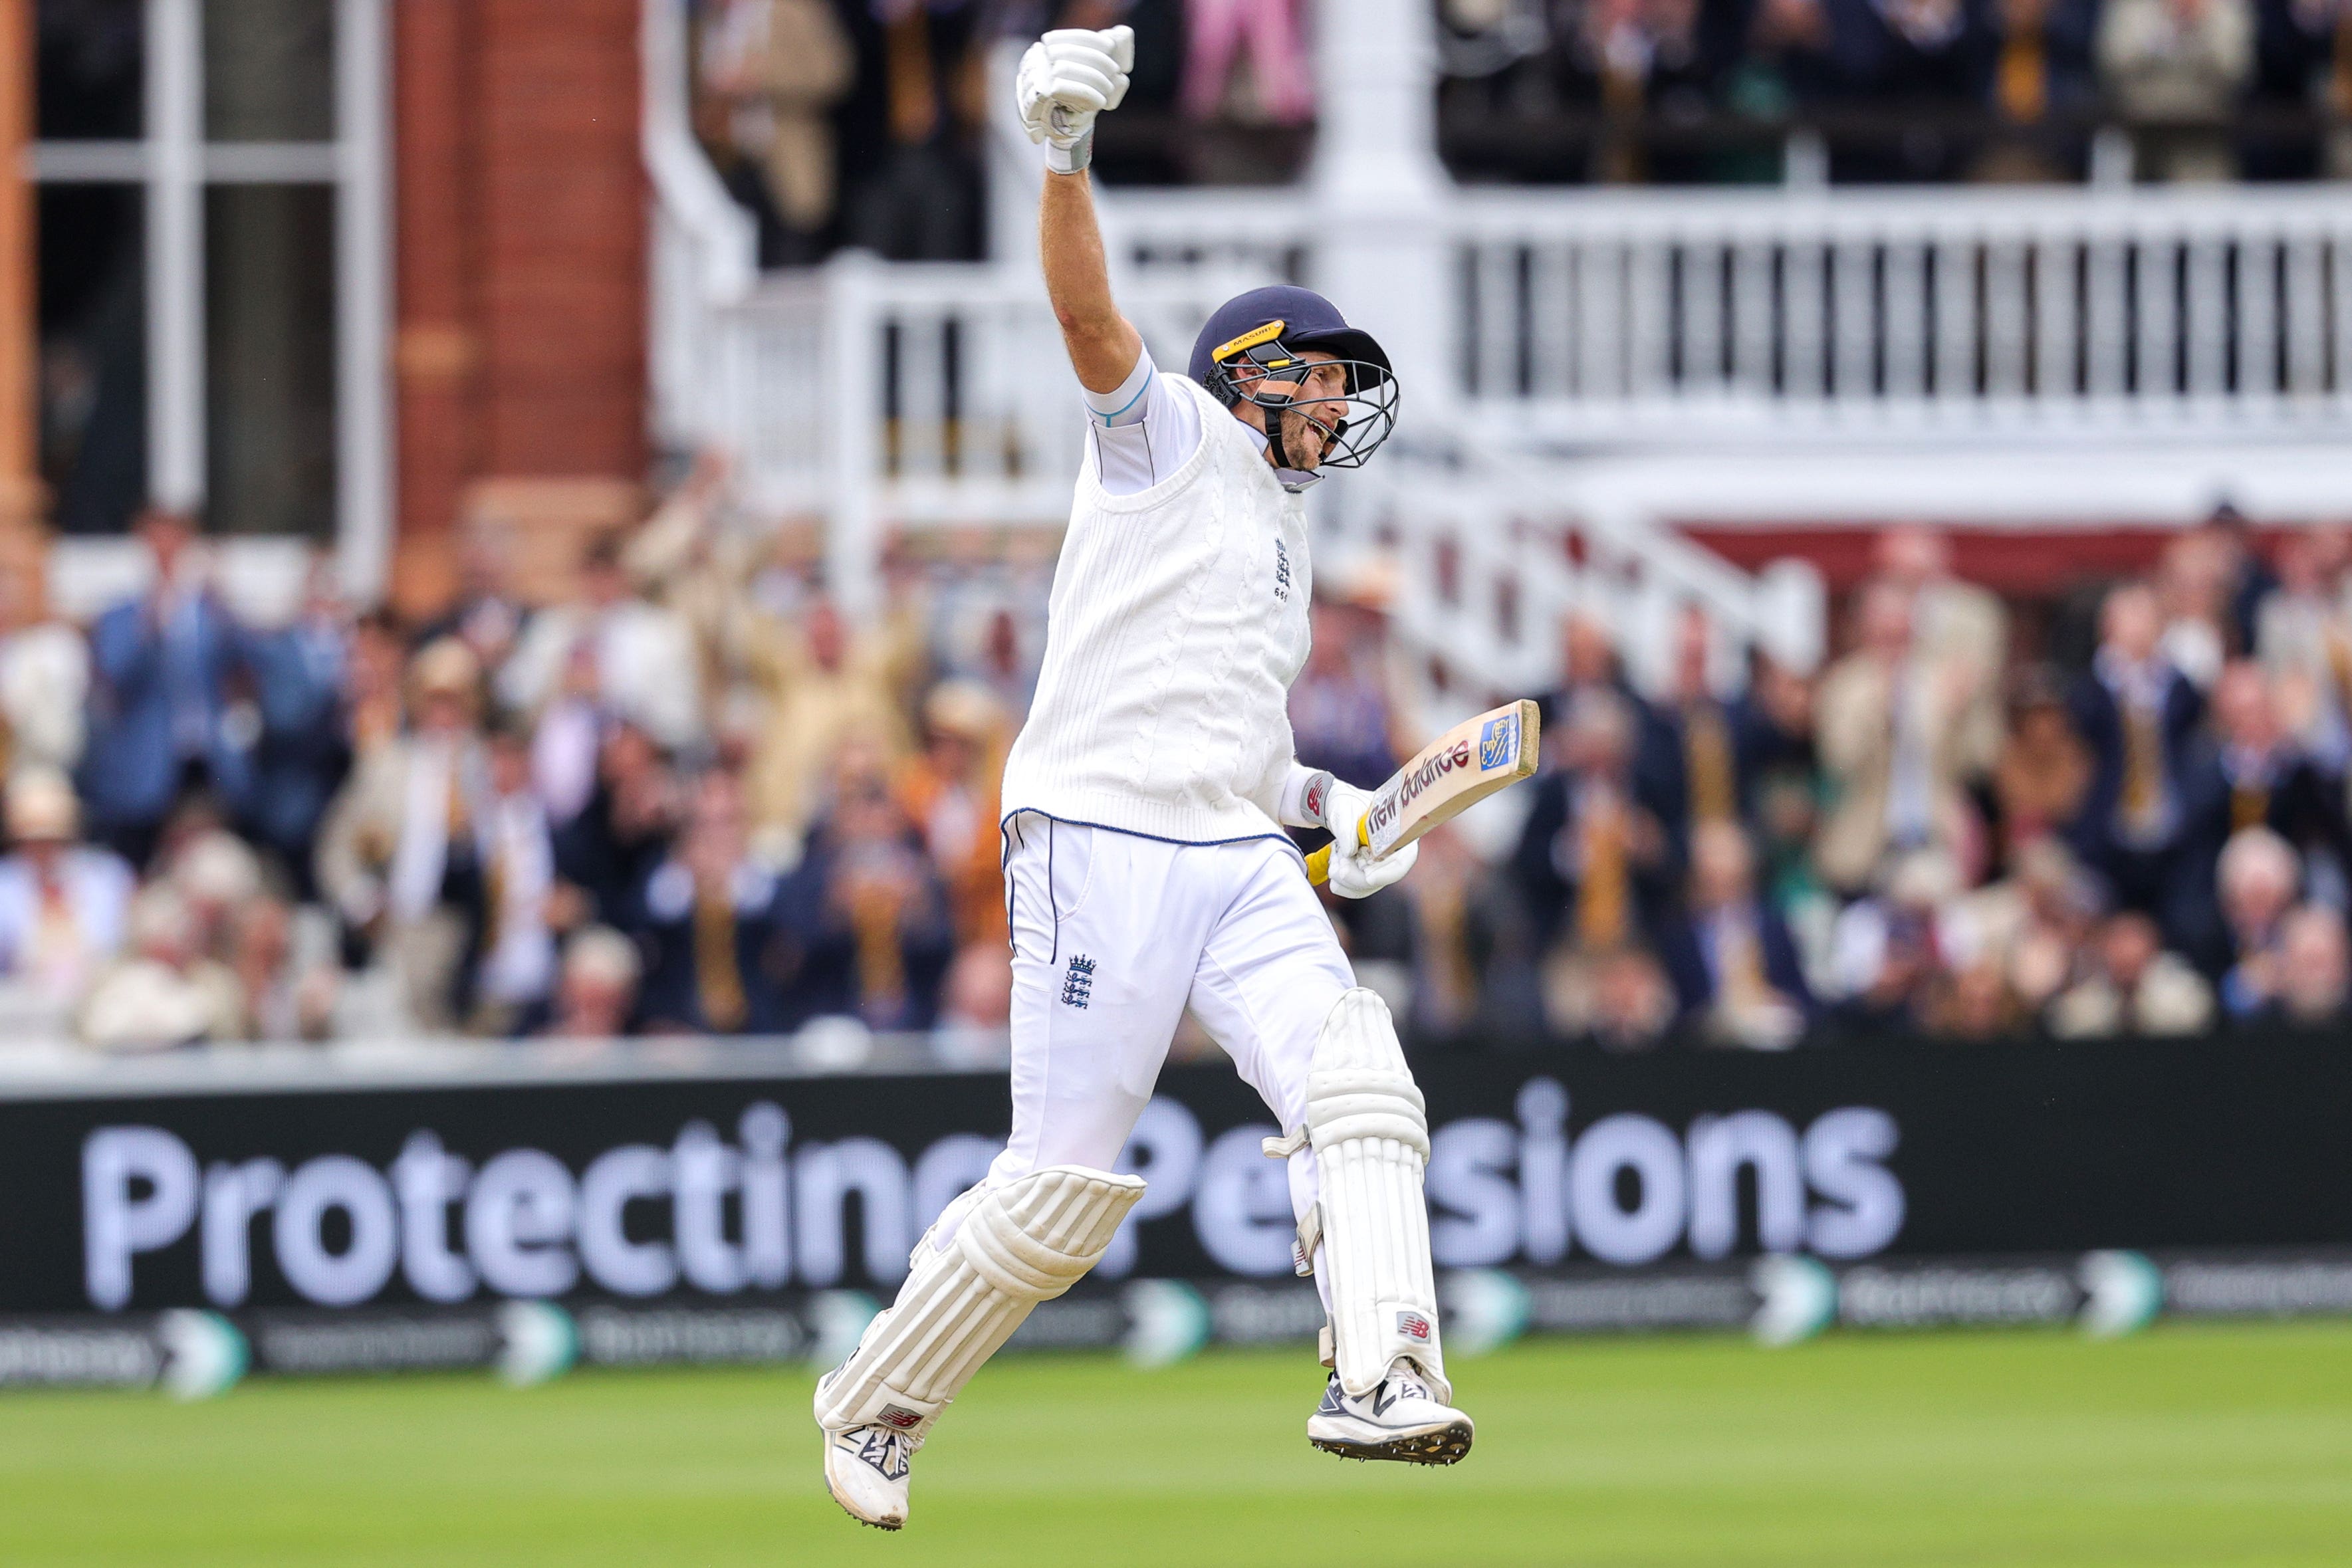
[392,0,646,618]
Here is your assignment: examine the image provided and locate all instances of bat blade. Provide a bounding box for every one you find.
[1304,699,1542,887]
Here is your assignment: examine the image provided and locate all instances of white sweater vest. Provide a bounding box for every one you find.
[1000,373,1310,843]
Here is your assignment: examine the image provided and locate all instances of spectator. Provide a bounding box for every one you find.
[2252,524,2352,769]
[1512,686,1677,964]
[1974,0,2101,179]
[0,766,133,1012]
[2215,824,2299,1015]
[546,925,643,1041]
[770,748,954,1030]
[2047,909,2216,1036]
[1585,943,1679,1050]
[699,0,857,266]
[2272,901,2352,1025]
[932,939,1013,1064]
[2068,581,2220,966]
[552,722,683,931]
[1825,847,1958,1030]
[745,596,915,857]
[466,717,568,1036]
[413,525,529,679]
[1185,0,1316,126]
[894,679,1008,949]
[241,555,355,887]
[2251,0,2352,177]
[1814,578,1998,896]
[2202,659,2352,901]
[1648,606,1745,855]
[79,509,253,868]
[1822,0,1990,179]
[0,565,87,777]
[1992,668,2092,859]
[76,883,241,1051]
[1949,834,2101,1017]
[636,768,784,1035]
[225,893,336,1043]
[844,0,987,261]
[1874,525,2008,723]
[2097,0,2258,181]
[314,639,493,1032]
[1658,820,1813,1047]
[1291,599,1403,790]
[499,532,704,755]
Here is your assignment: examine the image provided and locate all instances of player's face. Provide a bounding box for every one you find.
[1241,350,1349,469]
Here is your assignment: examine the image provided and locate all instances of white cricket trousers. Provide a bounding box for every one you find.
[978,810,1355,1276]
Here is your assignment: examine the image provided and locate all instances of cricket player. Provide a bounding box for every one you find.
[814,25,1470,1529]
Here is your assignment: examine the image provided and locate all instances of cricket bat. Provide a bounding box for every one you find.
[1304,699,1542,887]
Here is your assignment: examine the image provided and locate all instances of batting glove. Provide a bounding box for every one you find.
[1016,25,1133,175]
[1323,779,1419,899]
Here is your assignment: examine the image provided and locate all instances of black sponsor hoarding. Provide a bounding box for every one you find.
[2,1036,2349,1325]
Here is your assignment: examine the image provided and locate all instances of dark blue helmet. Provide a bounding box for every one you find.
[1187,285,1399,475]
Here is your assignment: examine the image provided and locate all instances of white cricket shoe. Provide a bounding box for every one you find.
[1306,1358,1474,1466]
[821,1421,917,1529]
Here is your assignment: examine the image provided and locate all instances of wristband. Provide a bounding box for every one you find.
[1045,128,1094,175]
[1280,764,1337,830]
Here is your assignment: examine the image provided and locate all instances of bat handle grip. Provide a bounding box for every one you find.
[1302,816,1370,888]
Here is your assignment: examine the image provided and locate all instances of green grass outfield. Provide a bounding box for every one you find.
[3,1322,2350,1567]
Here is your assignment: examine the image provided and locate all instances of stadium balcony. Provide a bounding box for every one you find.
[647,0,2352,756]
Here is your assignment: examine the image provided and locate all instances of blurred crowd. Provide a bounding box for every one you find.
[0,462,1048,1055]
[1435,516,2352,1049]
[1441,0,2352,182]
[691,0,1316,266]
[10,470,2352,1054]
[688,0,2352,261]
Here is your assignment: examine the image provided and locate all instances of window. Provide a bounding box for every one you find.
[32,0,386,594]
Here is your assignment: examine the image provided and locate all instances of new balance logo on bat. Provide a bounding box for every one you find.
[1061,954,1097,1008]
[1479,711,1520,771]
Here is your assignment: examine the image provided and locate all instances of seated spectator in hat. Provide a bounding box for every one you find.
[499,530,704,754]
[2215,825,2303,1016]
[0,564,87,778]
[0,766,135,1014]
[545,925,643,1042]
[2068,581,2224,968]
[2200,659,2352,900]
[2268,902,2352,1027]
[552,721,684,931]
[1512,686,1679,960]
[2047,910,2216,1037]
[636,768,784,1036]
[314,639,494,1032]
[463,717,570,1037]
[80,509,255,869]
[240,554,355,891]
[76,883,242,1051]
[1659,820,1814,1048]
[768,746,954,1032]
[894,680,1008,951]
[1816,578,2000,897]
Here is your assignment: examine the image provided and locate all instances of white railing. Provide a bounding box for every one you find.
[1452,186,2352,445]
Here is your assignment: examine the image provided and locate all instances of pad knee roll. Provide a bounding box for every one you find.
[814,1165,1145,1436]
[1304,988,1449,1402]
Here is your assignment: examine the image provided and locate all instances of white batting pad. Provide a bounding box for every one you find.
[1306,988,1449,1402]
[814,1165,1145,1438]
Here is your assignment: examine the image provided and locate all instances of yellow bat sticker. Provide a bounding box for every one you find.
[1212,319,1286,363]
